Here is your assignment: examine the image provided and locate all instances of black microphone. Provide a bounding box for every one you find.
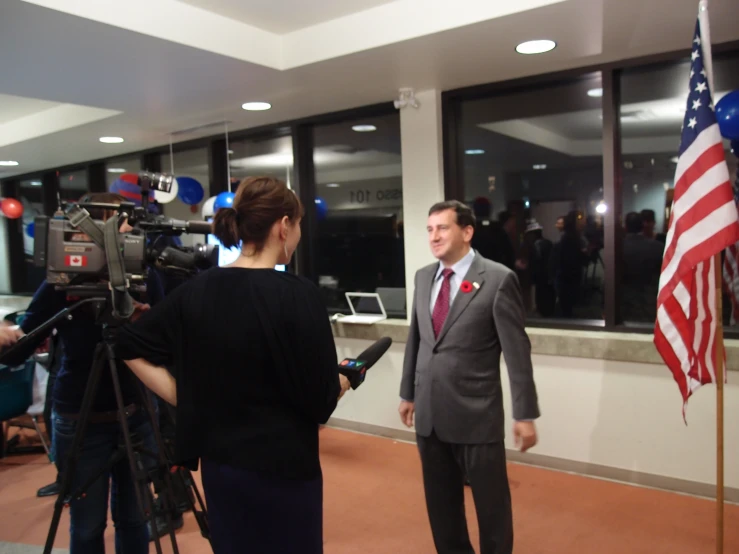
[338,336,392,390]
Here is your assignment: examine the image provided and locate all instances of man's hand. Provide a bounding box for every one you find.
[338,374,351,400]
[398,400,415,428]
[513,421,537,452]
[0,326,24,349]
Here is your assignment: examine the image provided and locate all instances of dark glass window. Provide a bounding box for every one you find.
[458,73,605,322]
[312,112,405,319]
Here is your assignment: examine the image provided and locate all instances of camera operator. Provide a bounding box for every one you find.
[115,176,351,554]
[16,192,164,553]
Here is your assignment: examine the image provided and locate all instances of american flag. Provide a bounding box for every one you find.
[653,14,739,420]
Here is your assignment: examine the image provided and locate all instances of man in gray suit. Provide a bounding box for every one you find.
[399,200,540,554]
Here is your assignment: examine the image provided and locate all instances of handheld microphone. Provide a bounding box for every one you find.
[338,336,392,390]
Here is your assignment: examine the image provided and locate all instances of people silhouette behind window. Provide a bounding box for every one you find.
[622,211,664,322]
[470,197,515,270]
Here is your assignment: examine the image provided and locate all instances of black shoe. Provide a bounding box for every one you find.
[148,513,184,541]
[37,481,61,497]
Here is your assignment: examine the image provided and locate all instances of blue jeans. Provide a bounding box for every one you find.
[52,408,157,554]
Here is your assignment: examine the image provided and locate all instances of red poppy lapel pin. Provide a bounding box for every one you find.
[460,280,475,293]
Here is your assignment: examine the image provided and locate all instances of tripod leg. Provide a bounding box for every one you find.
[103,343,166,554]
[43,343,107,554]
[134,382,182,554]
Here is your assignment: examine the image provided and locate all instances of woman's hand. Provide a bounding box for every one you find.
[131,301,151,322]
[338,374,351,400]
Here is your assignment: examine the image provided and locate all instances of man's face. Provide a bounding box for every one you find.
[427,209,472,262]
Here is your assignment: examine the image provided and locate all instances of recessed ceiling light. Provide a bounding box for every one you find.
[587,88,603,97]
[0,160,19,166]
[352,124,376,132]
[325,183,340,188]
[30,181,42,186]
[515,39,556,55]
[107,167,126,173]
[242,102,271,111]
[465,149,485,155]
[533,164,547,170]
[99,136,124,144]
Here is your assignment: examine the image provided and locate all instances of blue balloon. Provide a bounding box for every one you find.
[716,90,739,141]
[214,192,235,210]
[315,197,327,220]
[26,221,34,238]
[176,177,205,205]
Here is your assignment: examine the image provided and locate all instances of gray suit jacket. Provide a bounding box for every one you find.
[400,252,540,444]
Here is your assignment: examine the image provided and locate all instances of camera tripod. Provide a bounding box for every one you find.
[42,312,211,554]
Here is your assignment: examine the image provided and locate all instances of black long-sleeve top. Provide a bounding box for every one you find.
[115,267,341,481]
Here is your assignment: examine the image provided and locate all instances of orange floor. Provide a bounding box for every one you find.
[1,426,737,553]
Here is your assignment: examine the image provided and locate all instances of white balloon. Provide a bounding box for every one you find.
[201,195,218,219]
[154,178,179,204]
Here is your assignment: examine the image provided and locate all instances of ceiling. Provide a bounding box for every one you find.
[1,0,738,181]
[176,0,400,34]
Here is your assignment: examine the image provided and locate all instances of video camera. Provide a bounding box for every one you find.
[32,171,217,320]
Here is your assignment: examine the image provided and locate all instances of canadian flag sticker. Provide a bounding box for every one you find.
[65,255,87,267]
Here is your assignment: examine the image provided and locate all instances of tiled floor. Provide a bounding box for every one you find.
[0,427,737,553]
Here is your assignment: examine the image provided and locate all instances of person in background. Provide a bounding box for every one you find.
[640,209,656,239]
[37,329,63,497]
[399,200,540,554]
[115,176,351,554]
[470,198,515,270]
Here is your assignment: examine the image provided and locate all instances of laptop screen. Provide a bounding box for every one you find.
[347,294,383,315]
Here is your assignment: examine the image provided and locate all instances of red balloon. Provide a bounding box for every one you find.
[1,198,23,219]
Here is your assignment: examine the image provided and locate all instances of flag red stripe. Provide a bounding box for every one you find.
[660,173,734,275]
[658,222,739,305]
[654,322,690,402]
[672,142,727,204]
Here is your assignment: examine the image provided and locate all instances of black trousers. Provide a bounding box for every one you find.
[201,458,323,554]
[417,431,513,554]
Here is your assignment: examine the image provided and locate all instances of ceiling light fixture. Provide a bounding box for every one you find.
[533,164,547,170]
[515,39,556,55]
[587,88,603,97]
[107,168,126,173]
[465,149,485,155]
[596,202,607,214]
[352,124,376,132]
[30,181,42,186]
[99,136,124,144]
[325,183,340,188]
[242,102,271,111]
[0,160,19,166]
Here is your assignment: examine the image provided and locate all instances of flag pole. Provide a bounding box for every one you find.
[698,1,724,551]
[713,252,725,554]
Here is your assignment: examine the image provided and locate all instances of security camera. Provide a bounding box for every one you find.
[394,88,420,110]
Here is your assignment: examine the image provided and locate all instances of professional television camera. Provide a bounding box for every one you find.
[32,171,216,319]
[1,171,214,553]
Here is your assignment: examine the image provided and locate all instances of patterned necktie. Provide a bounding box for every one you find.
[432,268,454,339]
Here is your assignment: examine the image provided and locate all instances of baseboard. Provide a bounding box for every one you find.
[325,418,739,504]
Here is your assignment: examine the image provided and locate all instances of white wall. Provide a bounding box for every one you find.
[332,337,739,489]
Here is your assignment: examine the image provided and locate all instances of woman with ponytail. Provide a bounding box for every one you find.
[116,176,350,554]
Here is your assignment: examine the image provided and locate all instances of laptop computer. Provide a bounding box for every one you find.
[339,292,387,324]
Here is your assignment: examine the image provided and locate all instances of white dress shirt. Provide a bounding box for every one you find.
[430,249,476,313]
